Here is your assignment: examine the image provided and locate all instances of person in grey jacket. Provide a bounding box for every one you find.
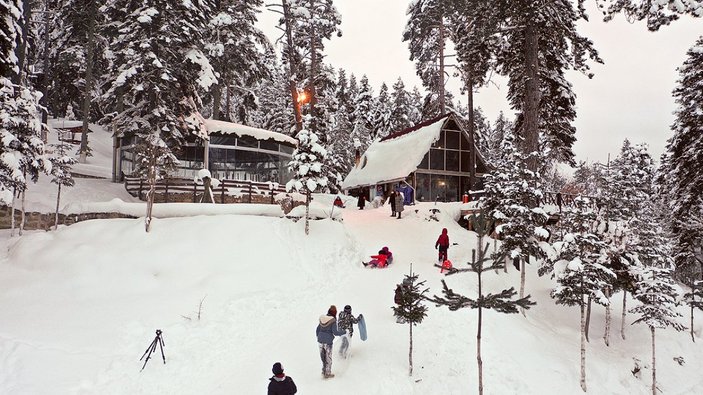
[394,191,405,219]
[316,305,346,378]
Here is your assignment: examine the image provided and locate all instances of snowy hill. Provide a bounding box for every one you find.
[1,126,702,394]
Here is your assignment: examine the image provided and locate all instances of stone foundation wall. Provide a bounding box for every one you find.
[0,206,136,231]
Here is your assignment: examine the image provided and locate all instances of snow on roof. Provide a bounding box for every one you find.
[204,119,297,146]
[341,115,448,189]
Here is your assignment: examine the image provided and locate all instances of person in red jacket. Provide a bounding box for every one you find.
[435,228,449,262]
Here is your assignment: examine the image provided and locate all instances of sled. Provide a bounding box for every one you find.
[358,315,367,341]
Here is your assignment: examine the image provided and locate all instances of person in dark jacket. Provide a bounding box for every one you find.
[316,305,346,378]
[389,190,397,217]
[357,193,366,210]
[337,305,362,358]
[435,228,450,262]
[268,362,297,395]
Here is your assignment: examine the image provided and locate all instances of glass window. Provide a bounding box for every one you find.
[445,131,460,149]
[260,139,279,152]
[415,173,431,202]
[210,135,237,146]
[431,132,444,148]
[280,144,295,155]
[461,151,471,173]
[430,148,444,170]
[446,150,460,172]
[418,152,429,169]
[237,135,258,148]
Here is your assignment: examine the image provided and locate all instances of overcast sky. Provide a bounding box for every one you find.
[258,1,701,166]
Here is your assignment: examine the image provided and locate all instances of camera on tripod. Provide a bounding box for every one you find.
[140,329,166,371]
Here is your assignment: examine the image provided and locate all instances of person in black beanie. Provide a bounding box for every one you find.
[268,362,297,395]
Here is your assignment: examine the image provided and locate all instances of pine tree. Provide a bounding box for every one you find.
[102,1,215,231]
[546,198,615,392]
[352,75,374,141]
[482,133,548,308]
[0,0,50,234]
[388,77,413,133]
[48,142,76,230]
[630,265,686,395]
[391,266,428,377]
[659,36,703,284]
[372,82,391,138]
[285,129,328,235]
[426,211,534,395]
[204,0,271,122]
[596,0,703,31]
[683,280,703,342]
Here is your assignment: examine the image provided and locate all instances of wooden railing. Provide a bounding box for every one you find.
[124,176,287,204]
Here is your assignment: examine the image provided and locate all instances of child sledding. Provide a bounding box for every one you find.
[362,246,393,268]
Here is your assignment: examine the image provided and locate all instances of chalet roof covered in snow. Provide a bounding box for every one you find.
[341,114,449,189]
[204,119,297,146]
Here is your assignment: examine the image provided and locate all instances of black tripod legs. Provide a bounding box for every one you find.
[140,329,166,371]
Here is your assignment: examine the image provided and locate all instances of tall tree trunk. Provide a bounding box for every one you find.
[477,271,484,395]
[520,258,526,316]
[691,304,695,342]
[523,12,540,172]
[40,0,51,141]
[604,299,611,347]
[304,190,311,235]
[621,291,627,340]
[650,327,656,395]
[212,84,222,120]
[54,183,62,230]
[580,291,587,392]
[12,0,31,84]
[585,296,592,342]
[20,187,26,235]
[438,17,446,115]
[79,0,96,163]
[10,189,16,237]
[145,154,156,233]
[281,0,303,134]
[466,70,476,190]
[308,0,318,137]
[409,321,414,376]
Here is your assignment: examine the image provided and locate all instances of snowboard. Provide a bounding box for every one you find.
[358,315,367,341]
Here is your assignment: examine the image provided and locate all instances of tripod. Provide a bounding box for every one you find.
[140,329,166,371]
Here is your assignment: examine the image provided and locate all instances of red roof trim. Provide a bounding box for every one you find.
[379,113,451,142]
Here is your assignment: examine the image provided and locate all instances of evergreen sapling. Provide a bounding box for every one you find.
[391,265,428,377]
[683,280,703,342]
[48,142,77,230]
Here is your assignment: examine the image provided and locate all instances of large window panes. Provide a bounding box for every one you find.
[430,149,444,170]
[416,173,431,202]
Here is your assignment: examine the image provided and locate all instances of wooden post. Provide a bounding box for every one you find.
[164,180,169,203]
[192,181,197,203]
[248,181,253,203]
[221,183,225,203]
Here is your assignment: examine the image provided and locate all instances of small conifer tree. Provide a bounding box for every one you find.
[391,265,428,376]
[683,280,703,342]
[48,143,77,230]
[426,211,535,395]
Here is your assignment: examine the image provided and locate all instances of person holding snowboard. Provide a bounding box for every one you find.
[316,305,346,378]
[268,362,297,395]
[435,228,450,262]
[337,305,362,358]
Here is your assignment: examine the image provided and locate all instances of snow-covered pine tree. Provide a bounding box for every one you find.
[494,0,600,168]
[409,86,423,125]
[204,0,270,122]
[45,0,107,120]
[482,132,548,309]
[547,198,615,392]
[255,61,294,135]
[102,1,215,231]
[352,75,375,141]
[48,142,76,230]
[403,0,455,117]
[285,128,327,235]
[426,211,534,395]
[659,36,703,284]
[0,0,50,234]
[134,135,177,232]
[683,280,703,342]
[388,77,413,133]
[391,266,428,377]
[372,82,391,139]
[596,0,703,31]
[630,264,686,395]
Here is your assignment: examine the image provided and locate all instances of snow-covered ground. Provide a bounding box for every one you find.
[1,125,702,394]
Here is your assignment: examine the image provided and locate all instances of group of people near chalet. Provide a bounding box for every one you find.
[355,187,405,219]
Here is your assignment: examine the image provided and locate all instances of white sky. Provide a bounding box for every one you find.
[257,1,701,165]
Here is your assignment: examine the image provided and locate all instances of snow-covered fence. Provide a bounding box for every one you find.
[0,206,135,230]
[123,176,287,204]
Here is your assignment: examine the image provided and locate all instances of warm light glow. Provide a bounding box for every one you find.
[297,91,309,104]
